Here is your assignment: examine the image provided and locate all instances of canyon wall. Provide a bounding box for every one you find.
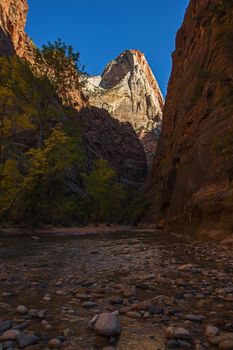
[0,0,33,57]
[143,0,233,238]
[84,50,164,167]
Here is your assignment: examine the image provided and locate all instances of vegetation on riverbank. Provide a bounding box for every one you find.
[0,42,127,227]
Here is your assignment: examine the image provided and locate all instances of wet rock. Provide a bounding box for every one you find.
[0,321,12,334]
[88,315,99,329]
[194,340,205,350]
[205,325,220,337]
[2,341,14,350]
[126,311,141,318]
[148,304,163,315]
[110,297,123,305]
[219,340,233,349]
[0,330,20,341]
[209,334,233,346]
[14,323,29,331]
[167,339,178,348]
[38,310,47,319]
[82,280,95,287]
[82,301,97,308]
[55,290,66,296]
[178,264,195,271]
[75,293,90,301]
[16,305,28,315]
[17,333,38,348]
[175,292,185,300]
[0,303,11,311]
[119,307,131,314]
[176,278,186,286]
[63,328,71,337]
[43,293,51,302]
[177,340,192,348]
[28,309,39,319]
[165,327,190,340]
[48,338,62,348]
[57,335,65,342]
[94,313,121,337]
[183,314,205,322]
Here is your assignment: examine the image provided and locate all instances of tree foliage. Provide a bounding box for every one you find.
[33,39,87,104]
[0,55,85,225]
[83,160,126,223]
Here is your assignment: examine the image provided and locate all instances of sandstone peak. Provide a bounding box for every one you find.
[84,49,164,167]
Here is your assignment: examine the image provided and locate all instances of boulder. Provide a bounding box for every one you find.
[94,313,121,337]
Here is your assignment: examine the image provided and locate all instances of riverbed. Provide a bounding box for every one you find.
[0,229,232,349]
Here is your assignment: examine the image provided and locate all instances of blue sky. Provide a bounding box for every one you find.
[26,0,189,96]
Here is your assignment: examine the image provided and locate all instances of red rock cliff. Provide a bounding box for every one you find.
[0,0,32,57]
[143,0,233,238]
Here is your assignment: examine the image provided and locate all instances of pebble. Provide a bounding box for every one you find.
[88,315,99,329]
[209,334,233,346]
[0,330,20,341]
[183,314,205,322]
[0,321,12,334]
[219,340,233,349]
[17,333,38,348]
[16,305,28,315]
[48,338,62,348]
[148,304,163,315]
[205,325,220,337]
[2,340,14,349]
[178,264,195,271]
[82,301,97,308]
[94,313,121,337]
[165,327,190,340]
[43,294,51,302]
[126,311,141,318]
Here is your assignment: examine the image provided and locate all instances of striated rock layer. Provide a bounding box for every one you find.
[84,50,164,167]
[142,0,233,238]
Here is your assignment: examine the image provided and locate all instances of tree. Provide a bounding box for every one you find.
[0,159,23,220]
[33,39,86,104]
[83,160,126,223]
[8,126,83,225]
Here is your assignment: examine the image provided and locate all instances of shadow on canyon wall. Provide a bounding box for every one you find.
[0,28,15,56]
[77,107,148,186]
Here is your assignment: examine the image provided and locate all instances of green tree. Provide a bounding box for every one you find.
[0,56,63,150]
[83,159,126,223]
[17,126,85,225]
[33,39,86,104]
[0,159,23,220]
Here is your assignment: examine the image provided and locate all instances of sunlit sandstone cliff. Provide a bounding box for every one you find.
[142,0,233,238]
[0,0,33,57]
[84,50,164,167]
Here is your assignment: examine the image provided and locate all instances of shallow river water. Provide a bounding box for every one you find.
[0,229,232,349]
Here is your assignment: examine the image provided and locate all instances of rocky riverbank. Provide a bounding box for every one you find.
[0,230,232,349]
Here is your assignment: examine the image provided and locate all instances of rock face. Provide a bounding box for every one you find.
[0,0,32,57]
[84,50,164,167]
[143,0,233,237]
[78,107,147,186]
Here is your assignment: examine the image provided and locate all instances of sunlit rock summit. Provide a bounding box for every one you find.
[84,50,164,166]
